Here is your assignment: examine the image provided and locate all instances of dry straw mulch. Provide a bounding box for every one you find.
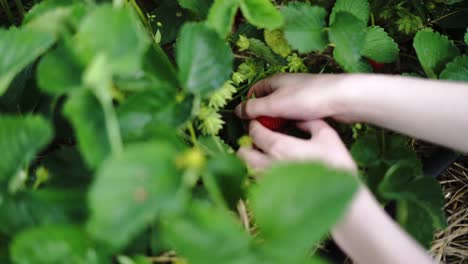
[432,157,468,264]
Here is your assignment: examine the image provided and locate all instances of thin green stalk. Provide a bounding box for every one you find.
[212,135,225,155]
[129,0,152,33]
[230,84,252,101]
[187,123,198,146]
[202,172,228,209]
[14,0,25,18]
[103,102,123,156]
[219,109,235,113]
[423,9,468,28]
[318,61,329,74]
[1,0,14,24]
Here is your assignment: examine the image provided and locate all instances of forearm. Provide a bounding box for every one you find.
[331,187,434,264]
[341,74,468,152]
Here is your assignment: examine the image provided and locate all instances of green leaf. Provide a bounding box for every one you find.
[37,39,84,95]
[87,142,183,250]
[206,0,240,38]
[177,0,213,18]
[378,162,420,194]
[281,3,328,53]
[379,162,446,230]
[207,154,247,209]
[176,23,233,97]
[239,0,284,30]
[396,200,438,248]
[118,90,192,138]
[0,66,36,113]
[365,161,389,195]
[336,56,371,73]
[144,45,180,89]
[23,0,82,24]
[24,4,86,36]
[63,90,112,169]
[75,5,150,76]
[413,29,460,79]
[248,38,284,65]
[351,134,380,167]
[0,236,9,263]
[0,115,52,182]
[11,225,98,264]
[83,54,123,156]
[383,134,421,169]
[41,147,92,187]
[330,0,369,25]
[362,26,399,63]
[0,189,86,235]
[329,12,371,73]
[198,136,234,156]
[162,201,256,264]
[440,55,468,81]
[0,28,55,95]
[250,163,358,262]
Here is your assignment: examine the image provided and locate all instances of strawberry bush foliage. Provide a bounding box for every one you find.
[0,0,467,263]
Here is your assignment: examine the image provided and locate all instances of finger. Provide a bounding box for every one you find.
[235,95,279,119]
[246,79,273,99]
[237,147,271,171]
[247,73,290,98]
[249,120,302,157]
[297,120,348,154]
[297,119,330,133]
[296,120,339,141]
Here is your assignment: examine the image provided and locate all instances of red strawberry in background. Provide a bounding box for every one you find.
[368,59,385,72]
[256,116,288,132]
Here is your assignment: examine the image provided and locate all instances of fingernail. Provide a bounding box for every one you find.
[235,104,242,117]
[236,101,249,119]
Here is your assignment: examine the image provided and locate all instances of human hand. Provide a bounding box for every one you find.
[235,73,358,123]
[237,119,357,173]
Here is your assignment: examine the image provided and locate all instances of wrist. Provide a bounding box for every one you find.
[333,74,374,123]
[331,185,377,238]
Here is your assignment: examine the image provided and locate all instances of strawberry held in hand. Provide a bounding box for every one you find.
[256,116,288,131]
[368,59,385,72]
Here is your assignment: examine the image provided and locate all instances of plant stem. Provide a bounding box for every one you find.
[103,102,123,156]
[423,8,468,28]
[14,0,25,18]
[230,84,252,101]
[187,123,198,146]
[212,135,225,155]
[129,0,152,33]
[1,0,15,24]
[201,172,228,209]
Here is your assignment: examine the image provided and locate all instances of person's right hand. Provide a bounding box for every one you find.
[235,73,358,123]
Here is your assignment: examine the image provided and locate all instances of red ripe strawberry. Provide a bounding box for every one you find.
[368,59,385,72]
[256,116,288,131]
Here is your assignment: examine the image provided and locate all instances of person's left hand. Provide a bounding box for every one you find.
[237,119,357,173]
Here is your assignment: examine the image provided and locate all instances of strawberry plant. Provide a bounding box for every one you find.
[0,0,467,263]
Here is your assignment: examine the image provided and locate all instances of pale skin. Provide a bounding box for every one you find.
[235,73,468,264]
